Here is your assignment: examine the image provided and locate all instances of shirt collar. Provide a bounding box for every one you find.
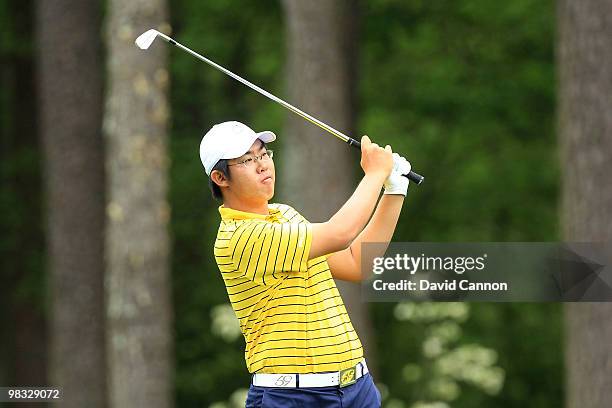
[219,204,282,221]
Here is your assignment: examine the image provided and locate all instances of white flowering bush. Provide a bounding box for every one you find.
[391,302,505,408]
[210,303,241,342]
[208,388,249,408]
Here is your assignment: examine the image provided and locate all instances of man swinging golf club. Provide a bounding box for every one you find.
[200,120,411,408]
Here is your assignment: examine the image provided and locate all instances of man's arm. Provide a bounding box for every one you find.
[309,173,386,259]
[327,194,404,282]
[308,136,393,259]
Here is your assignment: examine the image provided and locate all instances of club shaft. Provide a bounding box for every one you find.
[159,33,350,142]
[155,32,424,185]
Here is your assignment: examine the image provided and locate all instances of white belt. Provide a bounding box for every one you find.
[252,359,369,388]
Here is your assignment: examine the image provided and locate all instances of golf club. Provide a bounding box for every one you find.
[135,28,424,185]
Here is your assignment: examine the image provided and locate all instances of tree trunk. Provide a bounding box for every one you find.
[104,1,173,407]
[36,0,106,407]
[281,0,379,377]
[559,1,612,407]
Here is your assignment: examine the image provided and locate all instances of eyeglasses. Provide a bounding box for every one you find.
[228,150,274,168]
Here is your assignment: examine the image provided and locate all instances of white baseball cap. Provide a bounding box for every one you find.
[199,121,276,175]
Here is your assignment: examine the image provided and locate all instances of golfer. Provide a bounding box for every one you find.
[200,121,410,407]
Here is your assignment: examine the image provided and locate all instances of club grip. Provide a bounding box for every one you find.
[347,138,424,185]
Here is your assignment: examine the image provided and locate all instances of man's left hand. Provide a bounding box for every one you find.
[383,153,411,196]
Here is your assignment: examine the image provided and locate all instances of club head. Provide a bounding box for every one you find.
[135,29,161,50]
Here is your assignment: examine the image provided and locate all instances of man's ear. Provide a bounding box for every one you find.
[211,170,230,188]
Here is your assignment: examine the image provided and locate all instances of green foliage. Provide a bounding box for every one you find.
[360,0,558,242]
[0,0,44,308]
[0,0,45,388]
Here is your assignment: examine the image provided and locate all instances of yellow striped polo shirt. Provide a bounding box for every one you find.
[214,203,364,374]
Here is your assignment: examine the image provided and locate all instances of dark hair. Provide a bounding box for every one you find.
[209,159,231,201]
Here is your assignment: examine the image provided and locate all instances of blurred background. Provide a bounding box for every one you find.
[1,0,611,407]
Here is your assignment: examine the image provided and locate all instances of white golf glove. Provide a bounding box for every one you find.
[383,153,411,196]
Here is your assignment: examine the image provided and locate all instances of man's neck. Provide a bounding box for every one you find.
[222,198,269,216]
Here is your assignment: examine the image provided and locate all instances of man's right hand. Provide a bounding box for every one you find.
[360,135,393,180]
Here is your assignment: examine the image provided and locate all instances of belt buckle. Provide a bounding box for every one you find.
[339,366,357,388]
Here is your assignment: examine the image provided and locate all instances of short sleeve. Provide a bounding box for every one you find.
[229,220,312,285]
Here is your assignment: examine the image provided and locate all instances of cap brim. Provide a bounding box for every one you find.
[256,131,276,143]
[221,131,276,161]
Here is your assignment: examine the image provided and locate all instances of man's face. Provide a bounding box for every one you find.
[225,140,275,202]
